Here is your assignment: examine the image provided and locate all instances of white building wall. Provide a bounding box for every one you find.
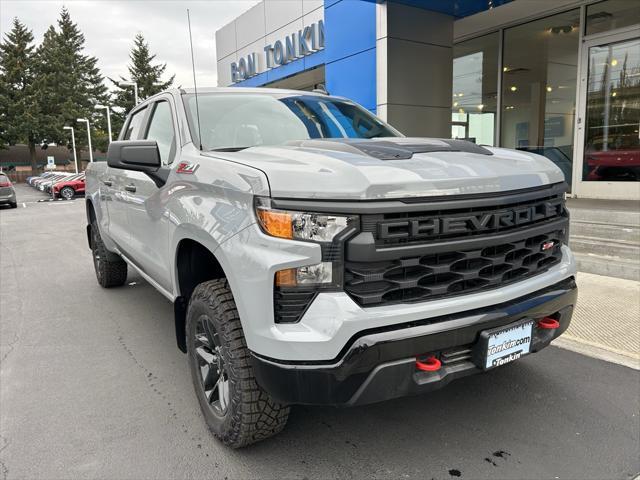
[215,0,324,86]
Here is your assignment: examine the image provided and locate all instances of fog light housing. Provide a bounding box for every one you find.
[276,262,333,287]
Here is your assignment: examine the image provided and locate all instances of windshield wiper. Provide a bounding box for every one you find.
[208,146,251,152]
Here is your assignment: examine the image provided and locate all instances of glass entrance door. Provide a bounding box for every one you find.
[574,33,640,199]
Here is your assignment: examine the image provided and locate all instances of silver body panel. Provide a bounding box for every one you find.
[203,142,564,200]
[85,88,576,361]
[0,185,16,203]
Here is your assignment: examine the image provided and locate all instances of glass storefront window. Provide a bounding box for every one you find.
[583,37,640,182]
[451,32,499,145]
[586,0,640,36]
[500,9,580,187]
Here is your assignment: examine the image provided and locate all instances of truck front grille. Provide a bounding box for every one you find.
[344,229,564,306]
[361,187,565,246]
[344,184,568,307]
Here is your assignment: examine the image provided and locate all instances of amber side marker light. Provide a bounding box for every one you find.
[257,209,293,239]
[275,269,297,287]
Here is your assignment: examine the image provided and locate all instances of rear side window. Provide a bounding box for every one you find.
[145,101,176,164]
[123,107,147,140]
[0,174,8,183]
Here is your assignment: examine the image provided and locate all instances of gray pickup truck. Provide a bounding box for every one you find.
[86,88,577,447]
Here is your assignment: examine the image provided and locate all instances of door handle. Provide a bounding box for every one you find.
[103,179,113,187]
[124,184,136,193]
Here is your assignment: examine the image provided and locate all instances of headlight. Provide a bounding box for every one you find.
[255,197,352,243]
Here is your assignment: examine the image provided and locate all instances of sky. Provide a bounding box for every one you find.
[0,0,260,90]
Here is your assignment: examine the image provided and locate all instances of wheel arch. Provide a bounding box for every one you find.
[172,231,231,353]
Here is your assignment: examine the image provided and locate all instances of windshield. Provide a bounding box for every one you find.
[183,93,401,151]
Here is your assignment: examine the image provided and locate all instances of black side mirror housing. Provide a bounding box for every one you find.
[107,140,168,187]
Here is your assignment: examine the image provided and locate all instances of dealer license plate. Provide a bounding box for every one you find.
[476,320,534,370]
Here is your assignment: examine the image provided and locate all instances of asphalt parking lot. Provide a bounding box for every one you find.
[1,184,639,480]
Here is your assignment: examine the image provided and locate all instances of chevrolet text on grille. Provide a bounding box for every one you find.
[378,199,564,240]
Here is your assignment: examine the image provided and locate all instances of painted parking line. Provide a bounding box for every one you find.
[22,203,26,208]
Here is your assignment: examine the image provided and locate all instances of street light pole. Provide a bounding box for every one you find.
[63,126,78,174]
[120,81,139,105]
[95,104,112,142]
[76,118,93,163]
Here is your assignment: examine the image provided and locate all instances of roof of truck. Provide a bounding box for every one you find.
[175,87,332,96]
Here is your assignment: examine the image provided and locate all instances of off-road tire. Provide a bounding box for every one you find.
[186,279,290,448]
[91,221,127,288]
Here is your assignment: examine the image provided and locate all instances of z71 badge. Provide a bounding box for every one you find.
[176,161,199,174]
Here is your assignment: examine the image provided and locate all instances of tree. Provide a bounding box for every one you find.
[0,18,41,171]
[109,33,175,131]
[34,7,109,166]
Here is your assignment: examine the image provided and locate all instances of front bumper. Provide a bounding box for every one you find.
[219,221,576,361]
[250,277,577,406]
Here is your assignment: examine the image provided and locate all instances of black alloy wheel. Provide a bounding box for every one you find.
[92,225,103,283]
[193,314,230,416]
[90,221,127,287]
[186,279,290,448]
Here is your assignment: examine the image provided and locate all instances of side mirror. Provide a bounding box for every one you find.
[107,140,161,171]
[107,140,168,187]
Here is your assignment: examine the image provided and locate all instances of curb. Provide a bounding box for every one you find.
[552,335,639,370]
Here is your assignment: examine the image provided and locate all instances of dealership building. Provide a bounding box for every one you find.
[216,0,640,201]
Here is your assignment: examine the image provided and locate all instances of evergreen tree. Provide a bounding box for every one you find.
[109,33,175,129]
[0,18,41,170]
[34,7,109,165]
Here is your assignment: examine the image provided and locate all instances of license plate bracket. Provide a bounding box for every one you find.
[473,319,534,370]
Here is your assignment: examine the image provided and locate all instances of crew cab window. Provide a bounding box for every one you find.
[123,107,147,140]
[145,101,176,164]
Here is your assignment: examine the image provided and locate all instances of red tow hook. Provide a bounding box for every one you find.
[416,356,441,372]
[538,317,560,329]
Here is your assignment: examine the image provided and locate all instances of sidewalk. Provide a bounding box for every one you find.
[554,271,640,369]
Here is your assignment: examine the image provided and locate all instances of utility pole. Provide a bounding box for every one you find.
[63,126,78,173]
[76,118,93,163]
[95,104,113,142]
[120,81,139,105]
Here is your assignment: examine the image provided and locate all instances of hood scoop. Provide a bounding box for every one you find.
[285,138,493,161]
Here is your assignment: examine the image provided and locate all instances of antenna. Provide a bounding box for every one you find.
[187,9,203,151]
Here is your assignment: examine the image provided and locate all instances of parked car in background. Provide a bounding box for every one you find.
[585,148,640,181]
[44,173,83,194]
[0,173,17,208]
[35,173,72,191]
[52,174,85,199]
[27,172,56,186]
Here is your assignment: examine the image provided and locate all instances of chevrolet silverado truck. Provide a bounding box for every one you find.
[85,88,577,448]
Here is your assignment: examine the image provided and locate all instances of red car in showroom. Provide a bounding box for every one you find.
[53,175,85,199]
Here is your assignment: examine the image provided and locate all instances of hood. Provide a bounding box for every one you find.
[202,138,565,200]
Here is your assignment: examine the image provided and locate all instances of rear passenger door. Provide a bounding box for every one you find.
[104,105,148,251]
[125,97,178,291]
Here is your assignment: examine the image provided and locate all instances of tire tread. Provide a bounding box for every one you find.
[91,221,127,288]
[189,279,289,448]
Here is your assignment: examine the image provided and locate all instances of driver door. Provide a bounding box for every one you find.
[105,105,149,252]
[125,97,178,292]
